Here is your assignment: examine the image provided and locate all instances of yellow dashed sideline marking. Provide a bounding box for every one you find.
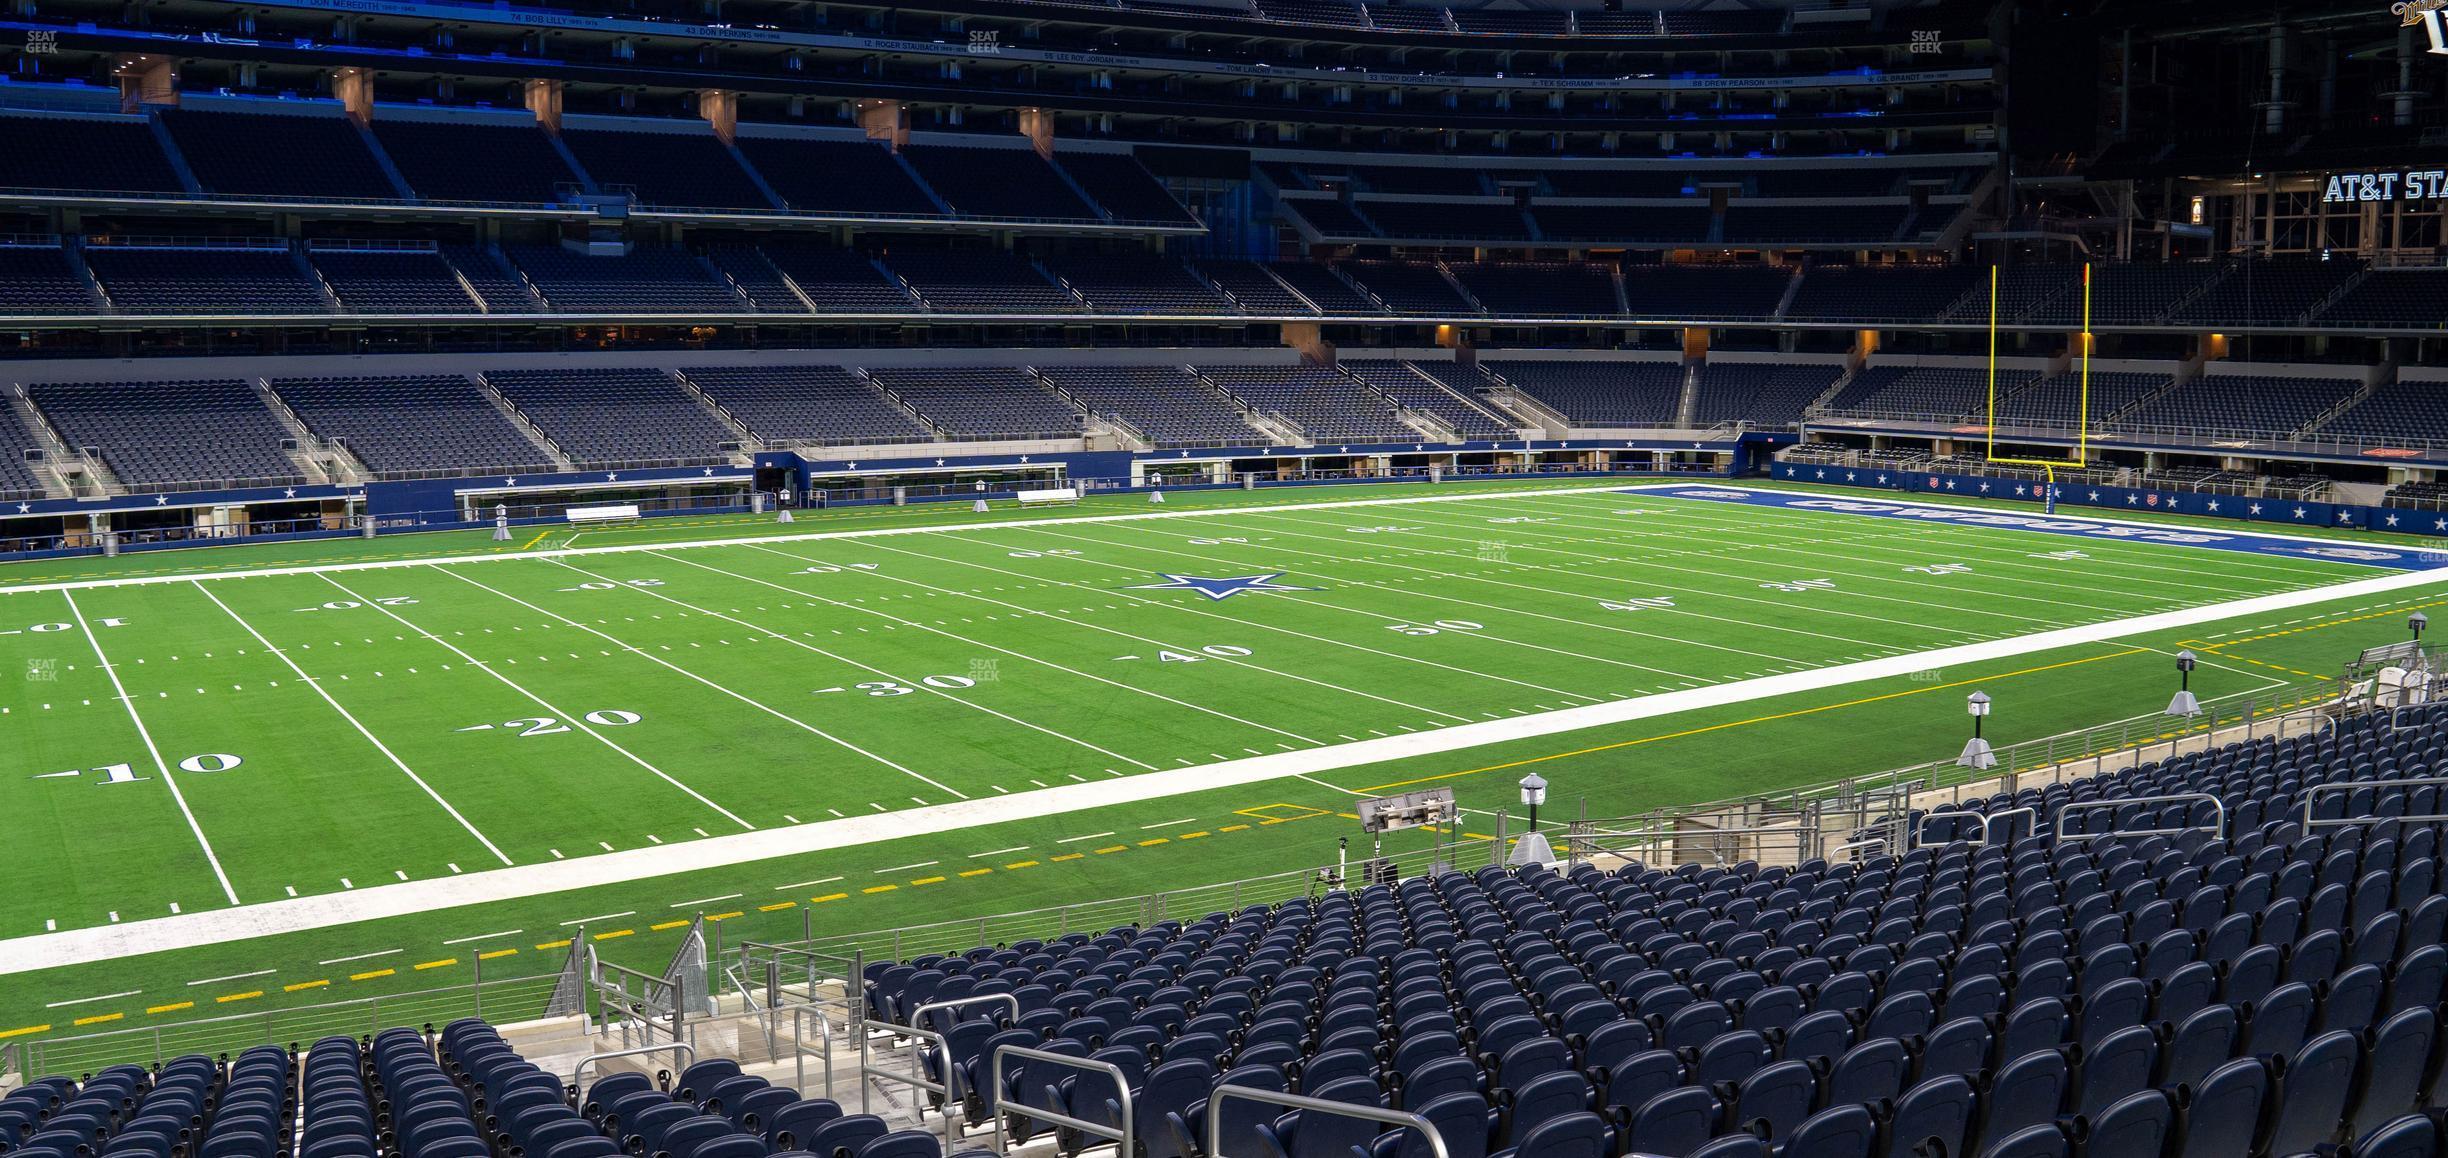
[216,991,262,1004]
[73,1013,121,1027]
[536,939,573,951]
[283,980,330,993]
[759,901,798,911]
[1219,824,1251,833]
[351,969,395,982]
[812,893,849,903]
[862,885,898,894]
[1180,831,1210,840]
[1051,853,1084,862]
[0,1025,48,1039]
[1237,803,1331,824]
[911,876,947,886]
[1005,860,1039,870]
[650,920,691,932]
[594,930,634,941]
[1094,845,1128,855]
[1139,838,1169,847]
[709,911,744,921]
[958,868,993,878]
[147,1002,193,1015]
[414,958,458,971]
[479,949,519,961]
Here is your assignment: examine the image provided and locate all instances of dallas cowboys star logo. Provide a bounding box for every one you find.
[1128,573,1316,600]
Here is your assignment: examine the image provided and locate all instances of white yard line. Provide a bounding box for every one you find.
[1052,517,1803,665]
[61,590,240,906]
[441,929,523,946]
[924,528,1632,700]
[1,481,2423,603]
[191,580,514,867]
[827,539,1478,721]
[0,484,1643,595]
[319,572,757,832]
[7,559,2442,974]
[441,564,978,799]
[662,549,1322,745]
[1628,482,2444,562]
[1383,504,2109,626]
[544,557,1153,775]
[1158,509,1902,654]
[185,969,274,986]
[1014,524,1708,684]
[1246,508,1937,645]
[1517,494,2295,602]
[44,990,139,1008]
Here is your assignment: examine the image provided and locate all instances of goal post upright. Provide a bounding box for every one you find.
[1982,262,2095,493]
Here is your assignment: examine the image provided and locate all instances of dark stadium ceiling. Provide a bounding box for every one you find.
[2089,0,2395,38]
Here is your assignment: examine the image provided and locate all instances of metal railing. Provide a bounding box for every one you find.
[862,994,1016,1148]
[1205,1087,1452,1158]
[573,1042,697,1088]
[2303,775,2448,830]
[17,972,566,1079]
[2053,792,2227,843]
[792,845,1458,965]
[1917,805,2038,849]
[992,1045,1135,1157]
[1854,684,2339,810]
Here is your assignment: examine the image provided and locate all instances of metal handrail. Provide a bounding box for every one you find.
[2303,775,2448,829]
[862,995,1018,1151]
[1913,811,1972,848]
[911,993,1022,1035]
[1917,805,2038,849]
[913,992,1024,1104]
[1983,806,2038,846]
[991,1044,1135,1157]
[1206,1086,1452,1158]
[2053,792,2226,843]
[777,1002,835,1100]
[573,1042,697,1088]
[861,1020,954,1149]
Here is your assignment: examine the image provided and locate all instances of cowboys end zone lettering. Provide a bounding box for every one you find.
[1637,486,2439,569]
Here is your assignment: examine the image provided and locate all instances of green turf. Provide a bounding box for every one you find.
[0,478,2436,1060]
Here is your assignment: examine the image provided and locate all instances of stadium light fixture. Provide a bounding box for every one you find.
[1520,773,1548,832]
[1958,691,1996,770]
[2167,650,2202,718]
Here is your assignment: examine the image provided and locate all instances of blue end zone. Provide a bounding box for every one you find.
[1625,484,2443,570]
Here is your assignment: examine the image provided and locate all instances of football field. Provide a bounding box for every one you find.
[1,478,2442,1040]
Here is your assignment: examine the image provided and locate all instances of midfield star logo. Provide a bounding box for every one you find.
[1127,573,1317,600]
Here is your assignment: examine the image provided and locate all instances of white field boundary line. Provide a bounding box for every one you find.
[5,560,2446,974]
[61,590,242,907]
[191,581,515,868]
[0,484,1641,595]
[1621,482,2448,562]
